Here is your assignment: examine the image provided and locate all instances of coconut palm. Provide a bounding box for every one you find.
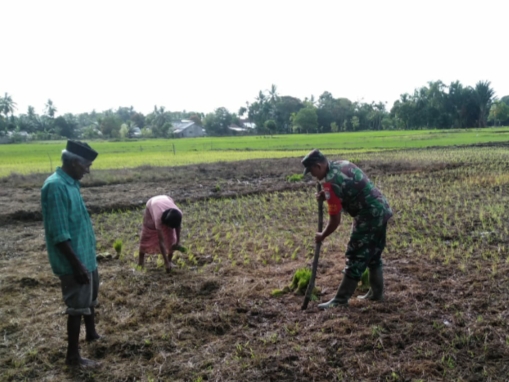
[267,84,279,104]
[44,99,57,118]
[1,93,17,119]
[474,81,495,127]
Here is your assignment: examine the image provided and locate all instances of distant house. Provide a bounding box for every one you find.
[173,120,206,138]
[240,119,256,130]
[5,130,31,143]
[228,124,250,134]
[7,130,30,138]
[131,127,142,138]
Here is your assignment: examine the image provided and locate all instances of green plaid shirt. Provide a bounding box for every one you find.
[41,167,97,276]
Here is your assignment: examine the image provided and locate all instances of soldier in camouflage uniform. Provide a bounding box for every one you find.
[302,149,393,309]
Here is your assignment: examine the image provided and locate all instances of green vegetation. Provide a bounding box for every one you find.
[172,244,188,253]
[2,81,508,141]
[286,173,304,182]
[359,268,370,291]
[290,268,312,294]
[113,239,123,256]
[2,146,509,380]
[268,268,318,298]
[1,127,509,177]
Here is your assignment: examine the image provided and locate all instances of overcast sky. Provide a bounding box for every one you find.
[2,0,507,117]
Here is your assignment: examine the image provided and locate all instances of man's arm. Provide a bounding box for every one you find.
[315,181,343,242]
[56,241,90,284]
[43,183,89,283]
[315,213,341,243]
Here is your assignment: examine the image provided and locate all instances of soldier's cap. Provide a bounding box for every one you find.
[66,140,98,162]
[302,149,327,175]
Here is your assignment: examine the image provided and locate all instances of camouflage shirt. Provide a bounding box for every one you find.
[323,160,392,223]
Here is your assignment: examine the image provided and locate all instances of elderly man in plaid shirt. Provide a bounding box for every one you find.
[41,140,101,368]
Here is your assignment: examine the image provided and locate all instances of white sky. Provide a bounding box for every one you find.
[1,0,507,116]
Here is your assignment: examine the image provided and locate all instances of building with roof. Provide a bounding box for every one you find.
[228,124,250,134]
[172,120,206,138]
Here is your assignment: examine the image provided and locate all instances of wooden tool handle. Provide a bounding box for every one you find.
[302,183,324,310]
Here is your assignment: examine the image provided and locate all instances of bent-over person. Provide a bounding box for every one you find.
[138,195,182,273]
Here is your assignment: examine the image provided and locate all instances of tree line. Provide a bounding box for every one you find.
[1,80,508,141]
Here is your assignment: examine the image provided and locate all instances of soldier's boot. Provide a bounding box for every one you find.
[318,276,358,309]
[357,266,384,301]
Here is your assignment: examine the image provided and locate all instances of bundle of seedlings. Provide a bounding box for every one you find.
[271,267,320,300]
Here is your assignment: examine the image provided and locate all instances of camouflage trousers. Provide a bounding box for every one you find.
[343,219,388,281]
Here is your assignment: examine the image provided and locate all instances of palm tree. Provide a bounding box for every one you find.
[1,93,17,119]
[267,84,279,104]
[45,99,57,118]
[255,90,266,104]
[474,81,495,127]
[27,105,36,119]
[448,81,464,128]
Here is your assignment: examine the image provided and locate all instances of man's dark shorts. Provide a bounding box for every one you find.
[59,269,99,316]
[343,221,388,281]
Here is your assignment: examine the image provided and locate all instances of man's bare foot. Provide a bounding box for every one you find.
[66,357,101,369]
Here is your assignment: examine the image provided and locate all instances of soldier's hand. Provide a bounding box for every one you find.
[315,190,325,202]
[315,232,325,243]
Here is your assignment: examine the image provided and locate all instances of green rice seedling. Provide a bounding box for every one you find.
[188,253,198,266]
[284,323,299,336]
[290,267,318,296]
[113,238,123,256]
[172,244,188,253]
[359,268,370,291]
[271,268,320,299]
[177,258,187,269]
[156,255,164,268]
[371,325,383,338]
[270,286,291,297]
[286,173,304,182]
[130,262,145,272]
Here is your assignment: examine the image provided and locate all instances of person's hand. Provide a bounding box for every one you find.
[315,190,325,202]
[73,262,90,284]
[315,232,325,243]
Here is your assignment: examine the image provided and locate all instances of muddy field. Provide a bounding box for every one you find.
[0,154,458,223]
[1,148,509,381]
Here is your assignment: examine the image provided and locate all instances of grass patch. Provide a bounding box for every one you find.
[2,127,509,177]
